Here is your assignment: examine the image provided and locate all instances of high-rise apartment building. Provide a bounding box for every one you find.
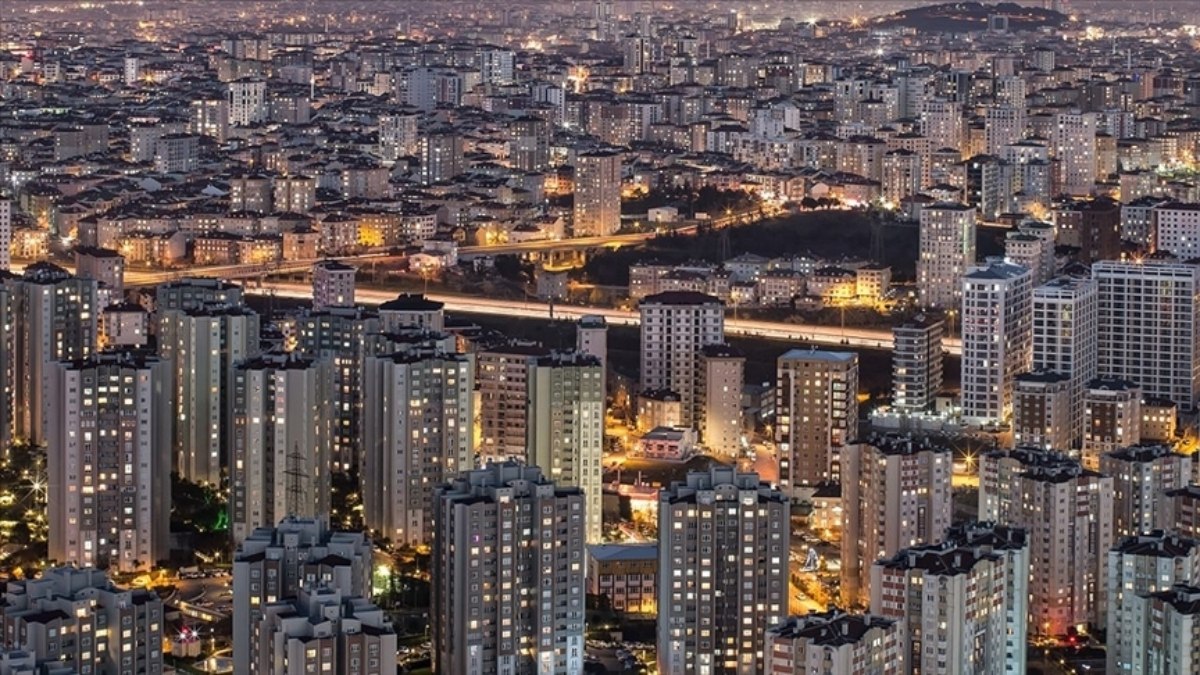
[840,436,953,607]
[7,262,97,444]
[1082,377,1143,469]
[419,128,464,184]
[0,567,164,675]
[1093,260,1200,411]
[1165,485,1200,539]
[46,351,172,573]
[1122,584,1200,675]
[256,588,396,675]
[775,349,858,491]
[1152,202,1200,260]
[230,353,334,544]
[312,260,356,311]
[432,463,586,675]
[573,150,622,237]
[961,261,1033,426]
[639,291,725,429]
[917,203,976,309]
[696,343,744,456]
[1032,275,1099,443]
[891,313,944,413]
[765,610,902,675]
[1055,198,1121,264]
[232,517,374,675]
[920,99,964,154]
[1012,370,1073,451]
[0,198,11,272]
[293,306,381,470]
[228,78,268,126]
[377,110,420,162]
[361,351,473,547]
[657,467,789,675]
[0,286,11,452]
[511,115,551,171]
[1106,532,1200,675]
[1100,444,1193,539]
[1053,112,1099,195]
[576,315,608,369]
[1005,230,1055,286]
[527,351,605,544]
[871,523,1030,675]
[985,104,1026,155]
[189,97,230,141]
[477,344,549,460]
[979,447,1114,635]
[158,304,261,485]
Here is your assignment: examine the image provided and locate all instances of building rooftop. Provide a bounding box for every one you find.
[779,348,856,364]
[640,290,723,306]
[587,543,658,563]
[1113,531,1199,559]
[378,293,444,311]
[769,610,894,647]
[1105,443,1182,464]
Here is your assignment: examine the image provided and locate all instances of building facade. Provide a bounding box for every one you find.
[657,467,789,675]
[46,352,172,573]
[433,463,586,675]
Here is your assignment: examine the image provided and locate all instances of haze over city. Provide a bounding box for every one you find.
[1,0,1200,674]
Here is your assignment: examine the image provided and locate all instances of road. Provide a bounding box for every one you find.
[250,281,964,355]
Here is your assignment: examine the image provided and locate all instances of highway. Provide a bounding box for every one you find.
[250,281,964,356]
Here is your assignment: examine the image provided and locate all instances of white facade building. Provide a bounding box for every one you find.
[961,261,1033,426]
[639,291,725,428]
[362,351,473,547]
[230,353,334,544]
[917,203,976,309]
[526,351,605,544]
[840,436,953,607]
[46,352,172,573]
[433,463,586,675]
[657,467,789,675]
[1093,260,1200,410]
